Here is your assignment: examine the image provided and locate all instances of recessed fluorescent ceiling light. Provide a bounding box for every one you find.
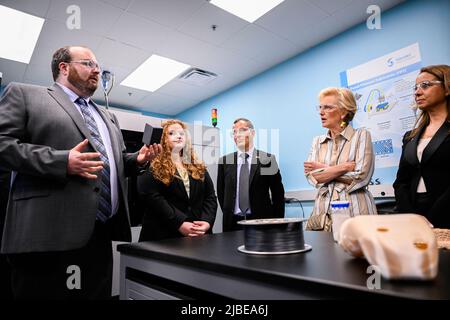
[0,5,45,64]
[121,55,191,92]
[210,0,284,23]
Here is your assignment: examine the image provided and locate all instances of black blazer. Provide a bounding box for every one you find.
[393,122,450,228]
[138,169,217,241]
[217,150,285,232]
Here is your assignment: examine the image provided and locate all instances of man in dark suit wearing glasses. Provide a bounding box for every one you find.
[217,118,285,232]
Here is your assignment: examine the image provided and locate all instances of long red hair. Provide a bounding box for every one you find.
[151,119,206,185]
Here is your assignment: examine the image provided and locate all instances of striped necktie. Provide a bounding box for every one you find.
[239,153,250,215]
[75,97,112,222]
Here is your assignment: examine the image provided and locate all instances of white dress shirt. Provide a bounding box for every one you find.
[56,83,119,217]
[416,137,431,193]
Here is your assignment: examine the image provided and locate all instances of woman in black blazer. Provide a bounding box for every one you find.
[138,119,217,241]
[394,65,450,228]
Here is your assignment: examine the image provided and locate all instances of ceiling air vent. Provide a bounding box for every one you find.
[179,68,218,86]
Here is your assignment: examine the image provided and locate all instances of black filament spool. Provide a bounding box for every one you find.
[238,218,310,254]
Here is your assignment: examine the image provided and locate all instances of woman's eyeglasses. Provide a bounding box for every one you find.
[413,80,442,92]
[316,104,337,112]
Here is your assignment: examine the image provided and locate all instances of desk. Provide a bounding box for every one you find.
[117,231,450,300]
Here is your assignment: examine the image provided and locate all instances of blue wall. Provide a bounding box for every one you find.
[177,0,450,193]
[141,110,170,119]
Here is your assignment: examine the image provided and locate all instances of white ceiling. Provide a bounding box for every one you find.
[0,0,405,115]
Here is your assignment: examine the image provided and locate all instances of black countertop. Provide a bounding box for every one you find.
[118,231,450,299]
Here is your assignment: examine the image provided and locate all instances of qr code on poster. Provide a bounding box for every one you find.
[373,139,393,155]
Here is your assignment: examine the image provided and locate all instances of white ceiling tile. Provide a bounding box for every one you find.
[157,80,206,100]
[98,0,133,10]
[252,44,302,71]
[0,0,407,114]
[46,0,124,37]
[107,83,152,107]
[95,38,149,70]
[163,101,201,115]
[305,0,353,15]
[357,0,406,12]
[0,0,51,18]
[114,105,144,113]
[26,41,55,70]
[256,0,329,46]
[135,91,192,114]
[157,31,221,70]
[178,3,249,46]
[330,0,376,28]
[165,73,256,113]
[23,62,53,85]
[108,12,172,52]
[192,81,240,102]
[201,48,262,77]
[159,32,257,79]
[38,18,104,49]
[156,72,252,109]
[290,18,352,53]
[293,0,405,51]
[127,0,206,29]
[22,19,104,77]
[0,59,27,84]
[221,24,297,60]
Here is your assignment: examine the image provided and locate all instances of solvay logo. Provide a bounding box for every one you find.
[387,58,394,67]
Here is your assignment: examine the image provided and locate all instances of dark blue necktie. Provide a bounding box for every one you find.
[75,97,112,222]
[239,153,250,215]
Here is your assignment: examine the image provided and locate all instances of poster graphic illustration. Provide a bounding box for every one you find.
[340,43,422,168]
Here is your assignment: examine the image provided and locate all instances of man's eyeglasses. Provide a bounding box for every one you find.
[231,127,252,137]
[68,60,101,70]
[413,80,442,92]
[316,104,338,112]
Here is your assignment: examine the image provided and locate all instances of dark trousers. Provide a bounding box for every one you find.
[0,254,13,300]
[7,221,113,300]
[0,170,13,300]
[415,192,432,220]
[230,214,253,231]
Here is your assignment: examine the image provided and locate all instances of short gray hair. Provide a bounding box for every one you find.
[233,118,254,129]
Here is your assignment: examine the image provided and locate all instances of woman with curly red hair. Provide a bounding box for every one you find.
[138,119,217,241]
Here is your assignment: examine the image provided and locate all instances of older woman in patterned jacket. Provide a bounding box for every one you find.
[304,87,377,231]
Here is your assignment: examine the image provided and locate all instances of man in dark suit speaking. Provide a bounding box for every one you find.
[217,118,285,232]
[0,46,161,299]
